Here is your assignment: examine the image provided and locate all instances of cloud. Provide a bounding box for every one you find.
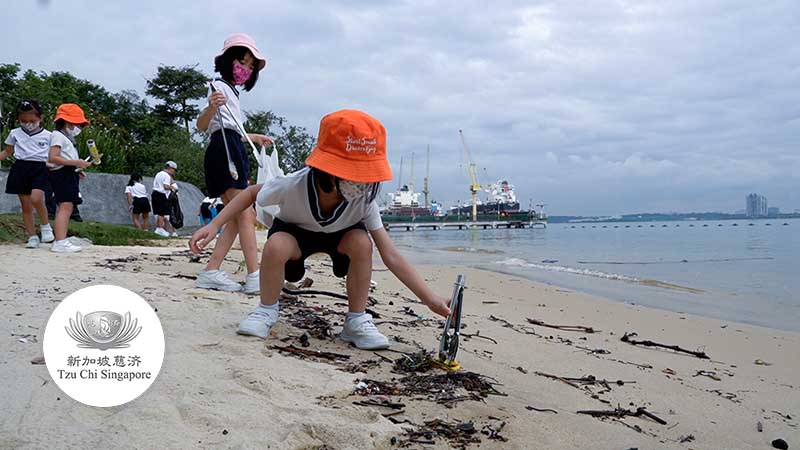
[3,0,798,214]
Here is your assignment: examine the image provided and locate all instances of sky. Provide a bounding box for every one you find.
[4,0,799,215]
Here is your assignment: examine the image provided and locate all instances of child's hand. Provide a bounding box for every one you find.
[189,224,216,253]
[209,91,226,110]
[79,171,87,179]
[252,134,273,147]
[75,159,91,169]
[423,294,452,318]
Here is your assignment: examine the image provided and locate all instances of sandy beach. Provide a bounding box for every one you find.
[1,237,798,449]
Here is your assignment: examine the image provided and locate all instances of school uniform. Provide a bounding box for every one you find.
[48,130,82,205]
[151,170,173,216]
[204,78,249,197]
[255,167,383,282]
[4,127,52,195]
[125,182,151,214]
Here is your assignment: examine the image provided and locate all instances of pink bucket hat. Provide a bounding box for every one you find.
[215,33,267,71]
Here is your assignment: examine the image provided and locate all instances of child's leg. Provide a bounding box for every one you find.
[132,213,140,229]
[142,212,149,229]
[54,202,73,241]
[204,188,258,273]
[259,232,302,306]
[337,229,373,313]
[18,195,36,236]
[30,189,49,227]
[224,188,258,274]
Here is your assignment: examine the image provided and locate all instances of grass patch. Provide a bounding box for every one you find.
[0,213,165,246]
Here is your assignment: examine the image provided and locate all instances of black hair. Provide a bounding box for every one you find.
[214,46,259,91]
[128,173,142,187]
[54,118,67,131]
[311,167,382,205]
[17,99,43,117]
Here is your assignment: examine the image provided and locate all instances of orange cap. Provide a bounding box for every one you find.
[53,104,90,126]
[305,109,392,183]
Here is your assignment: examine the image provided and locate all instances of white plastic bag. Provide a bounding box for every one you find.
[255,143,284,227]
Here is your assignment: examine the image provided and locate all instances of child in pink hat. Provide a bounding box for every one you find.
[195,33,272,294]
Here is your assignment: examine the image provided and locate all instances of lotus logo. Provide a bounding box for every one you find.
[65,311,142,351]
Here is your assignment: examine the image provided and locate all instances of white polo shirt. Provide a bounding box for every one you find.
[152,170,175,196]
[256,167,383,233]
[125,182,148,198]
[48,130,79,170]
[4,127,52,162]
[206,79,245,137]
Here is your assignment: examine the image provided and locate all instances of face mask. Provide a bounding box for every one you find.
[20,121,40,133]
[69,125,82,137]
[232,60,253,86]
[338,180,370,202]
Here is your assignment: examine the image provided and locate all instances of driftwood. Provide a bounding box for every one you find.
[526,405,558,414]
[621,332,710,359]
[527,318,597,333]
[535,372,634,392]
[577,406,667,425]
[270,345,351,361]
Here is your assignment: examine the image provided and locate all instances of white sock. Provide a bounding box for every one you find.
[346,311,365,321]
[257,302,279,312]
[41,224,52,230]
[247,271,259,278]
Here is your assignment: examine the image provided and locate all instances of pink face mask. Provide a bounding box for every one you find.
[232,61,253,86]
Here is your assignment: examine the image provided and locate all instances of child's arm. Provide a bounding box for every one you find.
[196,91,227,131]
[126,192,133,208]
[189,184,261,253]
[370,227,451,318]
[0,144,13,161]
[49,146,90,168]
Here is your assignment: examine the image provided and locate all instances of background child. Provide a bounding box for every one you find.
[194,33,272,295]
[125,173,151,230]
[190,109,451,350]
[48,103,91,253]
[151,161,178,237]
[0,100,55,248]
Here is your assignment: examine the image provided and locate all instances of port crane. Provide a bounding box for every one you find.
[458,130,481,221]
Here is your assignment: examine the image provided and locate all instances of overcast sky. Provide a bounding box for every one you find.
[4,0,799,215]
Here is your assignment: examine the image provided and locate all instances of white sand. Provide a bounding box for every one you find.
[1,239,797,449]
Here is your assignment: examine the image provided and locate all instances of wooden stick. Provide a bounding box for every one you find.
[621,332,710,359]
[527,318,597,333]
[270,345,350,361]
[577,406,667,425]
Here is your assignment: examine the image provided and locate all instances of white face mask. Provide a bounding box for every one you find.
[338,180,370,202]
[69,125,82,137]
[20,121,40,133]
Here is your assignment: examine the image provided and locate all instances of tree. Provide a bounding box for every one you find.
[244,110,315,174]
[145,65,209,136]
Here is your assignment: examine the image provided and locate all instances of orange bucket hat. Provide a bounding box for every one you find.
[305,109,393,183]
[53,104,90,126]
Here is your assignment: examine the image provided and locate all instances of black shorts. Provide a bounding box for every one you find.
[151,191,170,216]
[5,160,50,195]
[132,197,151,214]
[204,129,249,198]
[49,167,82,205]
[268,218,367,282]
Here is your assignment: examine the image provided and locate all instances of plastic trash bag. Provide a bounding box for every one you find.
[255,144,284,227]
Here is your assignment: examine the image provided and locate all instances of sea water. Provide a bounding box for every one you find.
[389,219,800,331]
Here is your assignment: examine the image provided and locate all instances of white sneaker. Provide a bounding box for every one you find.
[195,269,243,292]
[243,271,260,295]
[51,239,82,253]
[154,228,170,237]
[26,235,40,249]
[40,225,54,243]
[170,232,178,237]
[237,305,279,338]
[339,314,390,350]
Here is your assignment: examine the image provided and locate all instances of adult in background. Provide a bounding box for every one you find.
[151,161,178,237]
